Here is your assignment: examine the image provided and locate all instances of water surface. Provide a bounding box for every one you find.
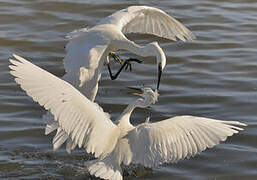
[0,0,256,179]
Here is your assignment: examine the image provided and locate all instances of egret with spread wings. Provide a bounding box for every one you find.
[10,55,246,180]
[64,5,195,101]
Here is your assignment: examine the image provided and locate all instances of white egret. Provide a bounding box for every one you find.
[63,5,196,101]
[10,55,246,180]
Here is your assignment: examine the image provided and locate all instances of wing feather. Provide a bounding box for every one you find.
[9,54,120,158]
[124,115,246,167]
[98,6,195,41]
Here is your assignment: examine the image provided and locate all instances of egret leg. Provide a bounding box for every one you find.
[107,58,142,80]
[109,51,143,67]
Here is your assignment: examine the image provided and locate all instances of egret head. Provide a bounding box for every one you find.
[133,87,159,108]
[148,42,166,90]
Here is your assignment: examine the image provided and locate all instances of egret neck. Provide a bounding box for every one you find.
[116,99,142,130]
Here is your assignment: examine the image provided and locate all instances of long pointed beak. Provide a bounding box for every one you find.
[157,63,162,90]
[127,86,144,97]
[132,91,143,97]
[127,86,142,91]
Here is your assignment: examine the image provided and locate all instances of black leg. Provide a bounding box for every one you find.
[107,58,143,80]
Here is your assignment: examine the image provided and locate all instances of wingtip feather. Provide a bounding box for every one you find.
[9,65,16,71]
[9,69,17,77]
[12,53,23,60]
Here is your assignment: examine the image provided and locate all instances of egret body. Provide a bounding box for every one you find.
[64,5,195,100]
[10,55,246,180]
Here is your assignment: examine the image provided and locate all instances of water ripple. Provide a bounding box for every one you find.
[0,0,256,179]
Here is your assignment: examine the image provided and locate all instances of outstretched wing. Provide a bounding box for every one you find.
[98,6,195,41]
[125,115,246,167]
[9,54,120,158]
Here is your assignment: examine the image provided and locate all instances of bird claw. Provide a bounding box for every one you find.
[125,61,132,71]
[109,51,143,66]
[109,51,143,72]
[126,58,143,64]
[109,51,123,64]
[124,58,142,72]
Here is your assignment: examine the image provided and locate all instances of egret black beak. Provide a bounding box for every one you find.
[157,63,162,90]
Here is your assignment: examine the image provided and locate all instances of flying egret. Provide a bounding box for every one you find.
[64,5,196,101]
[9,55,246,180]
